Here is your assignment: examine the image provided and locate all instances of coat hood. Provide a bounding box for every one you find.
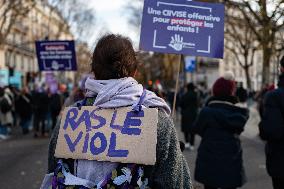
[206,95,239,106]
[206,97,249,132]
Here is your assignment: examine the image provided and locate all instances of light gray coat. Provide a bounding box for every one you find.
[0,95,13,125]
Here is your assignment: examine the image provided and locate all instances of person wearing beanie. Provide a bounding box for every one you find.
[259,56,284,189]
[192,75,249,189]
[212,77,236,97]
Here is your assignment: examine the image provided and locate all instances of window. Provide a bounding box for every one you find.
[5,51,10,67]
[28,57,33,72]
[16,54,21,70]
[7,33,13,42]
[21,55,24,70]
[13,33,16,43]
[11,53,16,68]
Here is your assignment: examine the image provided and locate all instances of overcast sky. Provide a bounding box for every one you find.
[89,0,141,48]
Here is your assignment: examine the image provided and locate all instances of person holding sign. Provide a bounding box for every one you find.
[42,34,191,189]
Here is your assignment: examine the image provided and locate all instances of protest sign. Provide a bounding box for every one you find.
[35,40,77,71]
[45,72,58,93]
[140,0,225,58]
[55,106,158,165]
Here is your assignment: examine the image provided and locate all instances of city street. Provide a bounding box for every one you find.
[0,131,48,189]
[0,106,273,189]
[1,0,284,188]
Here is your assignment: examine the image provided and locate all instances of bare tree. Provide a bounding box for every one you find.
[225,11,259,90]
[75,42,92,82]
[271,29,284,82]
[223,0,284,86]
[135,51,180,89]
[124,0,143,30]
[0,0,36,45]
[48,0,96,42]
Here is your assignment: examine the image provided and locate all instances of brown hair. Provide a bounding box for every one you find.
[91,34,138,80]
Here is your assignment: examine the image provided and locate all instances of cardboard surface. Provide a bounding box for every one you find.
[55,106,158,165]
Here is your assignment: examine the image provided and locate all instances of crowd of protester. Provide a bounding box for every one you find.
[0,35,284,189]
[41,34,284,189]
[0,84,85,140]
[1,34,284,189]
[1,66,282,189]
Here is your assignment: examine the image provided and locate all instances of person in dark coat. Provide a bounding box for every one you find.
[16,87,32,134]
[259,57,284,189]
[180,83,199,149]
[32,86,49,137]
[193,75,249,189]
[49,92,62,130]
[236,82,248,103]
[256,84,275,119]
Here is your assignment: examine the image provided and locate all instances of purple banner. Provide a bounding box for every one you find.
[45,72,58,94]
[140,0,225,58]
[35,40,77,71]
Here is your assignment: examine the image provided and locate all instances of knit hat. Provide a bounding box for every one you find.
[212,76,236,97]
[223,71,235,81]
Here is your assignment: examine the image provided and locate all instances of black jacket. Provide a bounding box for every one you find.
[236,87,248,103]
[180,90,199,133]
[259,74,284,177]
[193,96,249,188]
[49,93,62,116]
[16,94,32,119]
[32,91,49,115]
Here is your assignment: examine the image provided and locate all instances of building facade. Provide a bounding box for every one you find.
[219,4,283,91]
[185,57,220,90]
[219,49,263,91]
[0,0,74,88]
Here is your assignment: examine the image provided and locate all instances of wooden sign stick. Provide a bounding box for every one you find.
[171,55,181,118]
